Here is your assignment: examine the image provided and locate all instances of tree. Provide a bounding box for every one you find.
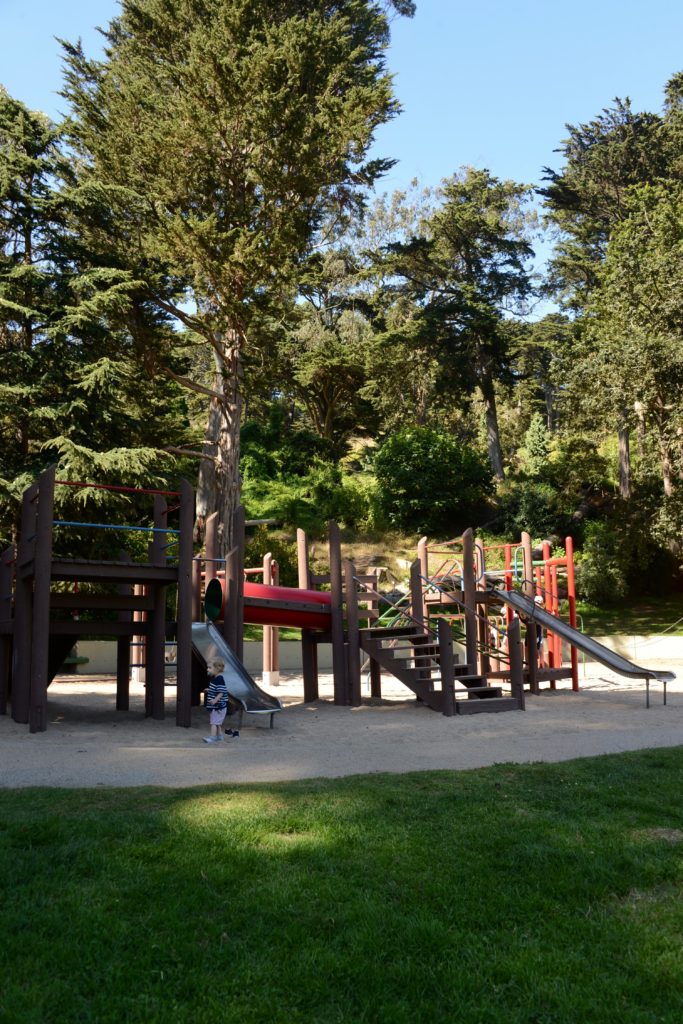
[587,182,683,500]
[373,425,492,535]
[0,87,70,509]
[280,248,377,452]
[540,97,667,309]
[379,168,534,479]
[61,0,413,553]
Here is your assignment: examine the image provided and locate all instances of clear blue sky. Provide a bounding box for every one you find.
[2,0,682,194]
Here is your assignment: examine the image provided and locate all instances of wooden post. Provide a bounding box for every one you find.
[507,615,525,710]
[437,616,455,717]
[417,536,429,622]
[262,552,279,688]
[475,535,491,675]
[526,622,539,696]
[409,558,424,631]
[223,545,240,654]
[146,494,168,720]
[175,479,194,727]
[521,531,534,598]
[116,550,132,712]
[565,535,579,691]
[344,560,361,707]
[12,481,39,723]
[29,466,56,733]
[191,558,201,621]
[205,512,219,584]
[0,546,14,716]
[462,529,478,674]
[329,521,348,706]
[233,505,245,662]
[410,559,431,683]
[297,528,318,702]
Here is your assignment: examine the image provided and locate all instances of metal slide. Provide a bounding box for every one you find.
[492,588,675,700]
[191,621,283,726]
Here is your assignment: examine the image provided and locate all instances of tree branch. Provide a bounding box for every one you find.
[162,364,224,401]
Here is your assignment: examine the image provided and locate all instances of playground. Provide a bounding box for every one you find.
[1,657,682,788]
[0,464,677,747]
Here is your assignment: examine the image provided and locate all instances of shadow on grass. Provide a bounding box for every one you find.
[2,750,683,1022]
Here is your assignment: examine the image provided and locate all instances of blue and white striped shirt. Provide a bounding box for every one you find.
[207,674,229,711]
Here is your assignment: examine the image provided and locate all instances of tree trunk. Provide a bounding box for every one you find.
[618,420,631,499]
[195,333,243,557]
[544,384,554,432]
[661,443,674,498]
[478,371,505,481]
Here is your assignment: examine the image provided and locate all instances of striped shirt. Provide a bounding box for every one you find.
[207,674,229,711]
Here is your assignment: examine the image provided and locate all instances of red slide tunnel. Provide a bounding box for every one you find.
[204,578,332,631]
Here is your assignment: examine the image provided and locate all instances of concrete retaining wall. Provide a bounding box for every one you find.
[68,634,683,676]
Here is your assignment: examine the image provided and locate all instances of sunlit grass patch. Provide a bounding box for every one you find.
[3,751,683,1022]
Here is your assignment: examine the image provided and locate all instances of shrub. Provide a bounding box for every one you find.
[373,427,492,536]
[576,521,629,605]
[245,526,298,588]
[494,479,565,538]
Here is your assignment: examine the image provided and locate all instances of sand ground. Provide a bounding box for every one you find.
[1,660,682,788]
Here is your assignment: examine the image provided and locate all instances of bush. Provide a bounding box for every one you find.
[242,462,376,537]
[245,526,298,588]
[373,427,493,536]
[576,521,630,605]
[494,479,565,538]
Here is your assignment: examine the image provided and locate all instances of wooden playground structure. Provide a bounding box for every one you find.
[0,464,601,734]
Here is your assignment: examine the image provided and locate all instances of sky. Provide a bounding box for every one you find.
[2,0,682,249]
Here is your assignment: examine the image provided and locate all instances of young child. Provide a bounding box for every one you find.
[203,659,229,744]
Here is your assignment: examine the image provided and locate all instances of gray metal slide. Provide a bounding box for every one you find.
[192,621,283,726]
[492,588,675,697]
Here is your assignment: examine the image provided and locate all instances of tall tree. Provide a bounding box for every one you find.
[587,182,683,499]
[61,0,413,553]
[379,168,534,479]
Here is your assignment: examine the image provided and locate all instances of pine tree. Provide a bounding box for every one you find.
[61,0,413,554]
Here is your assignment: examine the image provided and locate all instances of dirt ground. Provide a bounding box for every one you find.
[1,659,682,788]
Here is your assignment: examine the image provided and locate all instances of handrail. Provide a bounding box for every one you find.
[419,573,511,667]
[352,575,438,641]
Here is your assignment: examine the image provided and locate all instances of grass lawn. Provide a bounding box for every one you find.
[3,750,683,1022]
[577,594,683,636]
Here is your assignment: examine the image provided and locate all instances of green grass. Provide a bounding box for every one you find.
[577,594,683,636]
[3,750,683,1022]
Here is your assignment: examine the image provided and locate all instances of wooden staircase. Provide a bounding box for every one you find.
[359,625,521,714]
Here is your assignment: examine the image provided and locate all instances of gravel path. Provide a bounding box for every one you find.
[1,662,681,788]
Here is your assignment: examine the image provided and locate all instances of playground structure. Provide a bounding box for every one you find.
[0,466,674,734]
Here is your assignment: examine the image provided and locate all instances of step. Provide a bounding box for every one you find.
[456,686,504,699]
[455,697,520,715]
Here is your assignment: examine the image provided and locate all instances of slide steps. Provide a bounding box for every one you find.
[359,626,520,714]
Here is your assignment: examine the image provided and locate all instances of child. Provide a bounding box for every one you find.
[203,659,229,744]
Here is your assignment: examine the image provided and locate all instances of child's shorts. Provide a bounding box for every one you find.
[210,708,227,726]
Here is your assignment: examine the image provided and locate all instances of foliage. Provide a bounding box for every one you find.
[241,407,336,480]
[243,461,375,538]
[493,479,565,539]
[61,0,413,552]
[517,412,551,477]
[373,425,493,535]
[245,525,299,588]
[576,502,680,604]
[576,520,631,604]
[376,167,535,479]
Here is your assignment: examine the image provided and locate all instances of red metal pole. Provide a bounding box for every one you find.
[565,536,579,691]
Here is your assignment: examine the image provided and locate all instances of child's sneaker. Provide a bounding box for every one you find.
[225,729,240,739]
[203,736,217,744]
